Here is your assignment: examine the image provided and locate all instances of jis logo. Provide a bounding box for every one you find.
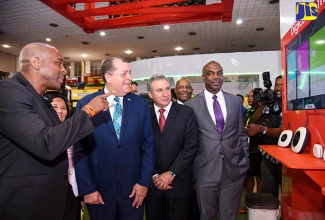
[296,2,318,20]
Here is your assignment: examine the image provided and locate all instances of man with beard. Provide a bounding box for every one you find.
[174,78,193,104]
[245,75,283,198]
[185,61,249,220]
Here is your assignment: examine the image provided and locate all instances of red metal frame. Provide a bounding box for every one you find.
[40,0,234,33]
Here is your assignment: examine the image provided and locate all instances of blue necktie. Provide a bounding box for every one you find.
[213,95,224,133]
[113,96,122,140]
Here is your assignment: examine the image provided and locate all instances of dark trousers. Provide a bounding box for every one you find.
[87,187,144,220]
[145,194,192,220]
[261,157,282,198]
[188,190,200,220]
[64,185,81,220]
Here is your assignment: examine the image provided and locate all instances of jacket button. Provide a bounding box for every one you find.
[219,152,223,155]
[118,145,122,148]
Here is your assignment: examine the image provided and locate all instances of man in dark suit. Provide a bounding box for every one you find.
[145,74,198,220]
[185,61,249,220]
[0,42,109,220]
[74,57,154,220]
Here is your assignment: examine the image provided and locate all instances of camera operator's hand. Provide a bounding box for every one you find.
[245,124,264,136]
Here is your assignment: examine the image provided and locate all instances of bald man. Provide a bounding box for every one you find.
[0,42,109,220]
[174,78,193,104]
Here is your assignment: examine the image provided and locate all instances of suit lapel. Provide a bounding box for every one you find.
[223,91,231,130]
[162,102,178,133]
[150,107,160,133]
[198,92,216,130]
[119,93,132,140]
[95,89,116,137]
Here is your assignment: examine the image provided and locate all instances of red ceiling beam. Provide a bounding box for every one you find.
[40,0,234,33]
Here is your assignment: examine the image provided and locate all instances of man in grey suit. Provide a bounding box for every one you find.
[185,61,249,220]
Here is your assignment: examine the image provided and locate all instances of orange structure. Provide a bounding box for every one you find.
[261,2,325,219]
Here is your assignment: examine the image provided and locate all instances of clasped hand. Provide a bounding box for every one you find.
[152,172,174,190]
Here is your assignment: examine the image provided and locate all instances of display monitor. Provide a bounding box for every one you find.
[286,9,325,110]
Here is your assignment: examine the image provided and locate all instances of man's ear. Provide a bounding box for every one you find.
[148,91,153,99]
[30,56,40,70]
[104,73,111,83]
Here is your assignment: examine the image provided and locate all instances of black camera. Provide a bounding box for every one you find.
[254,71,275,106]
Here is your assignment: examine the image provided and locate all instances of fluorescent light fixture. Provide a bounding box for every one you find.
[316,40,325,44]
[164,25,170,30]
[2,44,10,48]
[236,19,243,24]
[174,47,183,51]
[124,50,133,54]
[81,54,88,57]
[46,38,51,42]
[100,32,106,36]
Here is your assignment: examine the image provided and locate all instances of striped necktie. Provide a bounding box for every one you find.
[213,95,224,133]
[113,96,122,139]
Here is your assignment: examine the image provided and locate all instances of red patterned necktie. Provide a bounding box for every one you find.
[158,108,166,132]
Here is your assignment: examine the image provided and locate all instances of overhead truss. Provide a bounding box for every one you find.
[40,0,234,33]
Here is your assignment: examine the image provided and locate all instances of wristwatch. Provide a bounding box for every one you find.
[263,126,267,134]
[170,171,176,177]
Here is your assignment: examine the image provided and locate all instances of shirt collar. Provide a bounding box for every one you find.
[154,101,172,114]
[204,89,224,100]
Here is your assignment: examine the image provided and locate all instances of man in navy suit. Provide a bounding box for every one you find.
[185,61,249,220]
[145,74,198,220]
[74,57,154,220]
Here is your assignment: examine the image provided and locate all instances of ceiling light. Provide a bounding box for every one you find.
[81,54,88,57]
[152,50,158,53]
[2,44,10,48]
[189,32,197,36]
[248,45,255,48]
[46,38,51,41]
[256,28,264,31]
[175,47,183,51]
[316,40,325,44]
[164,25,170,30]
[124,50,133,54]
[236,19,243,25]
[82,41,89,45]
[99,32,106,36]
[137,36,144,39]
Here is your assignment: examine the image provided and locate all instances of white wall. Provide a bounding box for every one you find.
[0,51,17,73]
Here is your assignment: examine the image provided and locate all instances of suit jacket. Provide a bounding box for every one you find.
[0,73,95,220]
[148,102,198,198]
[74,90,154,200]
[185,90,249,182]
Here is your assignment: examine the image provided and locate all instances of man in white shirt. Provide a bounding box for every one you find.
[185,61,249,220]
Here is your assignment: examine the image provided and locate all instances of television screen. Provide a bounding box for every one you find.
[286,10,325,110]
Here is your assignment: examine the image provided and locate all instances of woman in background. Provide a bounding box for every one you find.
[50,94,81,219]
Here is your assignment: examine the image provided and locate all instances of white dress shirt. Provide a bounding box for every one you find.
[153,101,172,122]
[104,86,124,117]
[204,89,227,125]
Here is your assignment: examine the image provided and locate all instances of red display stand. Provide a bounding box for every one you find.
[261,2,325,219]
